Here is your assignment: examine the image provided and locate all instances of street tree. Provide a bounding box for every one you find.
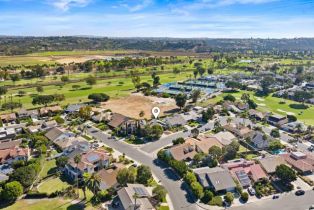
[136,165,152,185]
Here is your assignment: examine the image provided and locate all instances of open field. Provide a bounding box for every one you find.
[0,56,56,66]
[199,90,314,125]
[0,72,192,112]
[101,93,178,119]
[0,50,203,66]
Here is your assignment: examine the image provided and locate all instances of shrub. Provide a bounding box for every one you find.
[25,191,48,199]
[201,190,214,204]
[97,190,112,202]
[224,192,234,204]
[209,196,223,206]
[190,181,204,199]
[240,192,249,202]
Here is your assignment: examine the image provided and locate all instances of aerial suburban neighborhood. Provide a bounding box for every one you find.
[1,1,314,210]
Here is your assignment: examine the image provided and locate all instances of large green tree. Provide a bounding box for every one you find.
[275,164,297,184]
[136,165,152,185]
[175,93,187,110]
[1,181,23,201]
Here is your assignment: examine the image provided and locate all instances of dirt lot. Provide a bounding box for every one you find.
[101,93,178,119]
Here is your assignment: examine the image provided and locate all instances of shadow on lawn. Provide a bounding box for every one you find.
[289,103,309,110]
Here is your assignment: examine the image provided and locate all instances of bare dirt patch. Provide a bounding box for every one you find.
[101,93,178,119]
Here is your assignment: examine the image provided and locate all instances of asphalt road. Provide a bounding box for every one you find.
[140,130,191,153]
[231,190,314,210]
[140,121,215,154]
[87,127,199,210]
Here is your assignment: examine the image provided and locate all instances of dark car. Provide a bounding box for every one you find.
[295,190,305,196]
[272,195,279,199]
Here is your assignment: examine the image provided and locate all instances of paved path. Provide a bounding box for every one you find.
[87,127,199,210]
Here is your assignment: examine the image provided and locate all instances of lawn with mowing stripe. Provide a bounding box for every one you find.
[38,159,57,179]
[37,177,70,195]
[199,90,314,126]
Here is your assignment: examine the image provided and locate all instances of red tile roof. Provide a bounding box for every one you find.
[0,147,29,164]
[280,153,314,173]
[249,164,267,182]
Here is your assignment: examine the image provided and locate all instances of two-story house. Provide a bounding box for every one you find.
[65,149,110,180]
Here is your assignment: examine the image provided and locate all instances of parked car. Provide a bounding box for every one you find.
[272,195,279,199]
[295,190,305,196]
[248,187,256,196]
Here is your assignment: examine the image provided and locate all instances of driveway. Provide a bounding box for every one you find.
[292,177,312,191]
[86,127,198,210]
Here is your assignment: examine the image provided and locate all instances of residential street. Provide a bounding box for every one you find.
[140,121,215,154]
[87,127,199,210]
[87,126,314,210]
[140,130,191,154]
[231,190,314,210]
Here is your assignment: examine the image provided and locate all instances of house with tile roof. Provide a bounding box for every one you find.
[0,113,16,123]
[97,163,125,190]
[0,146,30,165]
[222,159,267,187]
[280,152,314,175]
[65,149,110,180]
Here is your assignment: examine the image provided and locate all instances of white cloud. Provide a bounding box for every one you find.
[119,0,153,12]
[177,0,278,10]
[49,0,92,11]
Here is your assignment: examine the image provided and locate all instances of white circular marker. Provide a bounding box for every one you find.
[152,107,161,119]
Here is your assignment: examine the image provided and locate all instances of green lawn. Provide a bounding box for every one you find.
[28,50,135,56]
[37,177,70,194]
[39,159,57,179]
[158,206,170,210]
[2,198,83,210]
[199,90,314,126]
[1,72,192,111]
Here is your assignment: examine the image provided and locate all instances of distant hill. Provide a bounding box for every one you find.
[1,36,314,55]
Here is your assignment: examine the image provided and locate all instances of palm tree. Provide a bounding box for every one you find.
[84,173,101,196]
[133,193,139,210]
[74,154,81,196]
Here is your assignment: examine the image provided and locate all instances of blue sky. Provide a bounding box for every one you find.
[0,0,314,38]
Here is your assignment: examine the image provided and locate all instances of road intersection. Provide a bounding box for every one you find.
[87,126,314,210]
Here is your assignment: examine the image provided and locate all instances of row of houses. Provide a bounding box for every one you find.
[177,151,314,194]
